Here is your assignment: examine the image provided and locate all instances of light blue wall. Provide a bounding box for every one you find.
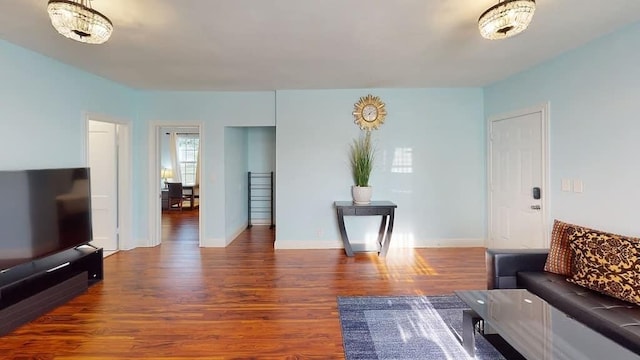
[248,127,276,172]
[484,22,640,237]
[224,127,249,240]
[137,91,275,245]
[0,39,138,247]
[248,127,276,225]
[275,89,486,248]
[139,88,485,248]
[9,19,637,248]
[0,39,136,170]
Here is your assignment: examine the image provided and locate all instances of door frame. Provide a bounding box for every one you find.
[148,121,204,247]
[486,103,550,248]
[82,113,133,251]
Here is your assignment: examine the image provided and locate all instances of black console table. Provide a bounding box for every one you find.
[334,201,397,257]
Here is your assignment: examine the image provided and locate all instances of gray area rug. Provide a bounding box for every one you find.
[337,295,505,360]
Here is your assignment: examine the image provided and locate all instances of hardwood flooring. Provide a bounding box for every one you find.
[162,209,200,243]
[1,216,488,359]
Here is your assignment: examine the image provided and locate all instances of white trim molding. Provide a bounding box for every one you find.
[226,223,249,246]
[274,238,486,250]
[274,239,344,250]
[202,238,227,247]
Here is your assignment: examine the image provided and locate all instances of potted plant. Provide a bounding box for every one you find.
[349,130,374,204]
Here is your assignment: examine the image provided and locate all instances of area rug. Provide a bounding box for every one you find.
[337,295,505,360]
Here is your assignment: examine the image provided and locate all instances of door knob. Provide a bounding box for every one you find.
[530,205,541,210]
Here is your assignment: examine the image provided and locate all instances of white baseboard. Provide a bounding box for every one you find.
[196,223,249,247]
[274,238,486,249]
[413,238,486,247]
[274,239,344,250]
[150,236,486,249]
[250,219,272,225]
[135,238,156,248]
[103,250,119,258]
[201,237,227,247]
[226,223,248,246]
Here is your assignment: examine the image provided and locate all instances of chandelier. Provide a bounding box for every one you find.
[47,0,113,44]
[478,0,536,40]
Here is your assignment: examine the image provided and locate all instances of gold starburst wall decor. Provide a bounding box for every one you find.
[352,94,387,130]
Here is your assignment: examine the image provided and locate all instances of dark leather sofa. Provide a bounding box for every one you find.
[486,248,640,355]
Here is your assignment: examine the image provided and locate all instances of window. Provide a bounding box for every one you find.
[177,134,199,185]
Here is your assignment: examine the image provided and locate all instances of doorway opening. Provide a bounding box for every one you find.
[153,125,202,245]
[246,127,276,229]
[224,126,276,245]
[85,116,132,256]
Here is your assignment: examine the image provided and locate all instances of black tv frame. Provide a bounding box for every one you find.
[0,167,93,272]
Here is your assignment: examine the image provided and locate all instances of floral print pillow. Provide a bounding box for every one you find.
[568,229,640,306]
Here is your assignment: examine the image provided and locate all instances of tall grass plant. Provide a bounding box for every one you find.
[350,131,374,187]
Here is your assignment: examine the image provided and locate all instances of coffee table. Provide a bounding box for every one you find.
[455,289,640,360]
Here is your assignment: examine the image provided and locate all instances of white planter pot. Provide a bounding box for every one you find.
[352,186,372,204]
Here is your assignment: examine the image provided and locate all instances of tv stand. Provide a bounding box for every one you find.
[0,246,103,336]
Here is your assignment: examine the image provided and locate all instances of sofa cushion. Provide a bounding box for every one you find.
[518,271,640,355]
[544,220,583,276]
[568,230,640,306]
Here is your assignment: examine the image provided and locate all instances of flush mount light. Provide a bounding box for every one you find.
[47,0,113,44]
[478,0,536,40]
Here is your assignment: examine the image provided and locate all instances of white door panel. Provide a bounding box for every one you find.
[88,120,118,251]
[489,108,547,249]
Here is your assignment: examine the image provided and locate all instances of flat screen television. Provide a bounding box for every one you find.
[0,167,93,271]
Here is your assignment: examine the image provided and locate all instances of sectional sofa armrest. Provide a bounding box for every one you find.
[486,248,550,289]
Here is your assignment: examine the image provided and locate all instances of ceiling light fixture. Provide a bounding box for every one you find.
[478,0,536,40]
[47,0,113,44]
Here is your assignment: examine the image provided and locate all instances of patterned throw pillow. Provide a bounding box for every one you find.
[544,220,582,275]
[568,230,640,306]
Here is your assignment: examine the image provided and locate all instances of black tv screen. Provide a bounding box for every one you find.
[0,168,93,271]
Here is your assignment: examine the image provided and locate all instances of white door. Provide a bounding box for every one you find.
[489,105,548,248]
[88,120,118,251]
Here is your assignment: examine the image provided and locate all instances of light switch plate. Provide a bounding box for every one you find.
[573,179,584,193]
[561,179,572,192]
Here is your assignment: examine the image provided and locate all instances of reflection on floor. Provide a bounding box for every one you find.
[162,208,199,242]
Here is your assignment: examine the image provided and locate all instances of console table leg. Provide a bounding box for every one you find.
[336,208,354,256]
[379,210,395,257]
[376,215,388,253]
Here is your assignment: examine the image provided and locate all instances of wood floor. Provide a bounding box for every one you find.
[162,209,200,243]
[1,213,488,359]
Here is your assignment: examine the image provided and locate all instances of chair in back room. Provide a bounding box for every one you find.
[167,182,185,210]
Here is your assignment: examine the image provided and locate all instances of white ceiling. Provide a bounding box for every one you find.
[1,0,639,91]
